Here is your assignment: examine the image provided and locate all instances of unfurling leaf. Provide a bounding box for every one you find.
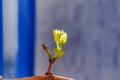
[53,29,68,50]
[54,48,64,59]
[53,29,68,59]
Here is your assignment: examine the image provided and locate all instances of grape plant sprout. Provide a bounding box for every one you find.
[42,29,68,80]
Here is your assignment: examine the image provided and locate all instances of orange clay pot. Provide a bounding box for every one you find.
[0,75,74,80]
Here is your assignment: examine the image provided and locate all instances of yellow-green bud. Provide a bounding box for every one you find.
[53,29,68,50]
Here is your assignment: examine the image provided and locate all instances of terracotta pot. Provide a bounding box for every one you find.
[0,75,74,80]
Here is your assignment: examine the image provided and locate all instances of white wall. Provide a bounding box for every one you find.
[2,0,18,78]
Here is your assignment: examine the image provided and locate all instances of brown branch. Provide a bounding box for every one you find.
[45,62,54,80]
[46,62,53,74]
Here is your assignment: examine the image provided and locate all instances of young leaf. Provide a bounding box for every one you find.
[53,29,68,50]
[54,48,64,59]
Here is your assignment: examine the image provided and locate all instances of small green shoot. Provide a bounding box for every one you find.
[42,29,68,79]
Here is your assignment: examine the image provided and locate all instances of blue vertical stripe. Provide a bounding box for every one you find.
[0,0,3,75]
[16,0,35,77]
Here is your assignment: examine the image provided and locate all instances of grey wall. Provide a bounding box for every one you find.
[35,0,120,80]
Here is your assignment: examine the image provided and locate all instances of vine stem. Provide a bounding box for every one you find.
[47,62,53,73]
[42,44,55,79]
[42,44,53,62]
[45,61,54,80]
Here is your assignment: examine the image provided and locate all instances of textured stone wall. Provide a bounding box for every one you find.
[35,0,120,80]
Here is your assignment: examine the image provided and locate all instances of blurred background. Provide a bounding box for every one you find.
[0,0,120,80]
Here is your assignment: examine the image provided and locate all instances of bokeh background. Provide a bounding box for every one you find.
[1,0,120,80]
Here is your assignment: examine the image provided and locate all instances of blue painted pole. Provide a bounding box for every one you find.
[16,0,35,78]
[0,0,3,76]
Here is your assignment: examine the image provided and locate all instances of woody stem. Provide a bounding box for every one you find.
[46,61,53,74]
